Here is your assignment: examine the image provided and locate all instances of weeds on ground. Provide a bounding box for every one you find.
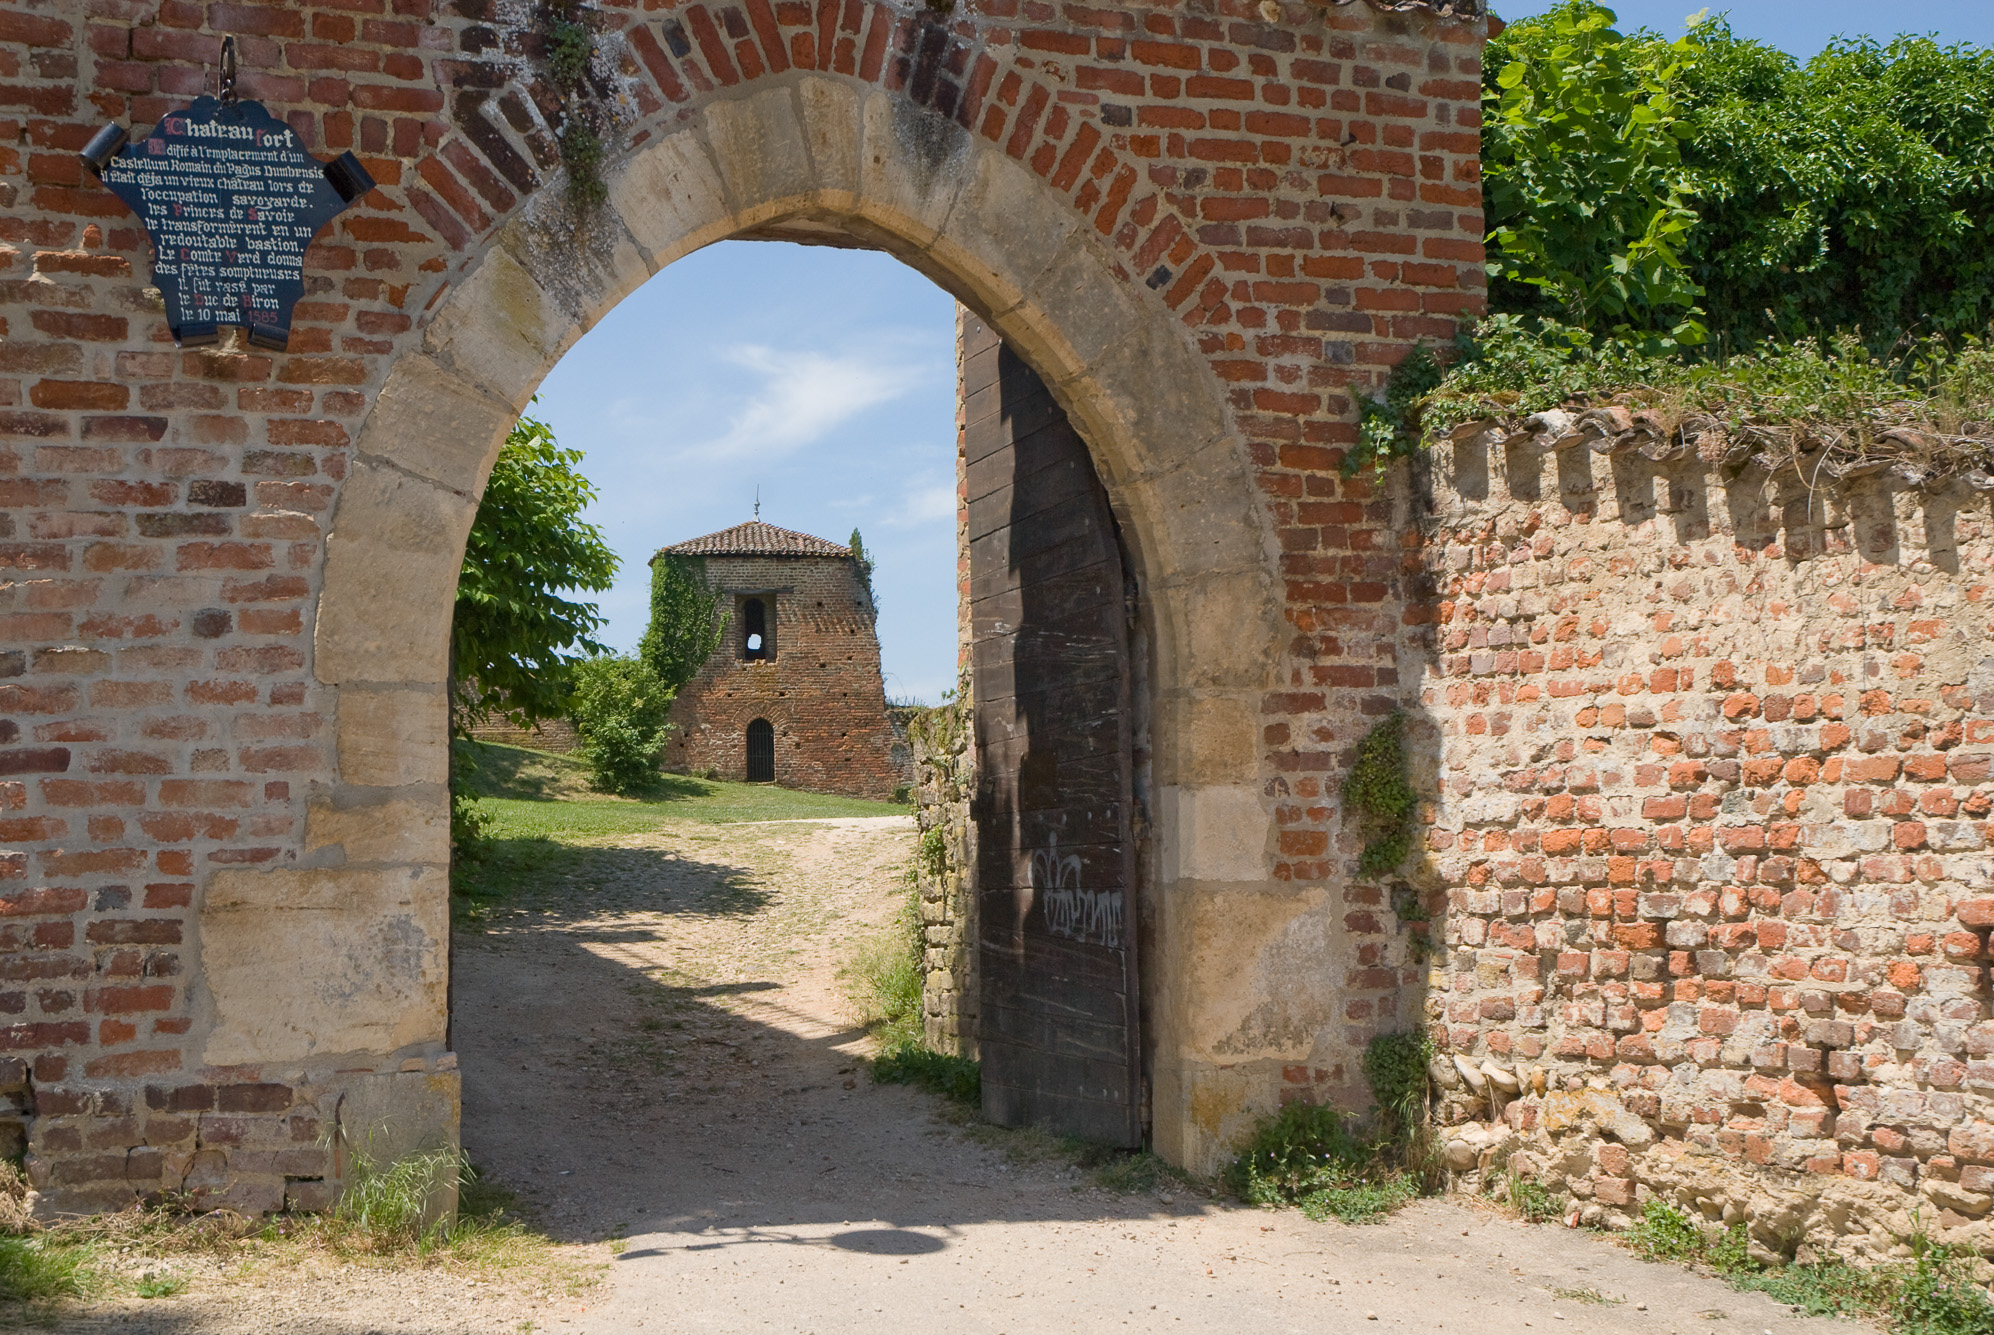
[1222,1101,1417,1224]
[0,1152,588,1311]
[1222,1030,1439,1224]
[0,1232,105,1303]
[841,886,924,1050]
[1489,1167,1563,1224]
[1551,1286,1621,1305]
[873,1044,981,1105]
[840,883,987,1107]
[1625,1202,1994,1335]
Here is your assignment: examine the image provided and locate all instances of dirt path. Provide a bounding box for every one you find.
[13,815,1869,1333]
[448,815,1856,1335]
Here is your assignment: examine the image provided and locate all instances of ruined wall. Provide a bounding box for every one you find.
[1416,431,1994,1259]
[664,553,899,800]
[466,717,578,753]
[909,688,976,1056]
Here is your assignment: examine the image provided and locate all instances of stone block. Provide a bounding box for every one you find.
[852,87,971,250]
[704,84,819,228]
[605,126,734,268]
[348,353,515,495]
[306,791,449,867]
[795,77,861,203]
[335,686,447,788]
[420,244,570,412]
[1160,785,1269,884]
[316,461,476,686]
[199,867,448,1067]
[928,141,1083,330]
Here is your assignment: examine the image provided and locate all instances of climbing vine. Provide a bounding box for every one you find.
[540,1,612,209]
[1346,343,1445,478]
[1342,712,1419,878]
[1361,1029,1435,1149]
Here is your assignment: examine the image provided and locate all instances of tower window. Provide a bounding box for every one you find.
[740,595,774,660]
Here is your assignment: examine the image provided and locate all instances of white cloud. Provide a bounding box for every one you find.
[676,344,926,461]
[890,480,958,528]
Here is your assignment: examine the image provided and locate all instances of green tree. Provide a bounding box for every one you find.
[1484,3,1994,350]
[639,553,723,693]
[569,654,675,794]
[452,413,618,732]
[1482,1,1706,345]
[848,527,876,611]
[1673,25,1994,347]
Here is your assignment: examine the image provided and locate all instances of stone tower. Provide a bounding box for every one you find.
[655,520,900,801]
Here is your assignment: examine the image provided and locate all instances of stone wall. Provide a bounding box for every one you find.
[466,718,578,754]
[663,553,900,800]
[0,0,1489,1208]
[909,687,977,1057]
[1414,429,1994,1260]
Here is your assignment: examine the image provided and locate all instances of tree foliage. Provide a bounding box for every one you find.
[1485,2,1994,351]
[452,414,617,731]
[1483,2,1704,345]
[848,528,876,611]
[639,553,723,694]
[569,655,675,795]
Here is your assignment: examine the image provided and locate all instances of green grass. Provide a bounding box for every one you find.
[135,1273,186,1298]
[452,741,909,922]
[463,742,908,825]
[873,1043,981,1105]
[0,1233,102,1302]
[1624,1203,1994,1335]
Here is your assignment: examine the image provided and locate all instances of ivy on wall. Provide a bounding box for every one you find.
[1342,713,1420,879]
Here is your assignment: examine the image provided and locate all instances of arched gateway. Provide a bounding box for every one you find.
[0,0,1487,1211]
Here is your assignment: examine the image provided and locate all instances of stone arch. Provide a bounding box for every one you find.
[303,74,1285,1169]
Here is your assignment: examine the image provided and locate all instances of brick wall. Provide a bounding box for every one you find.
[664,553,899,800]
[1415,431,1994,1257]
[0,0,1489,1207]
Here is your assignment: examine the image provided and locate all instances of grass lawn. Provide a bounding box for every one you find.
[461,741,909,833]
[451,742,909,919]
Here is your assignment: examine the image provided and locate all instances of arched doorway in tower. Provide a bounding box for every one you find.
[745,717,776,783]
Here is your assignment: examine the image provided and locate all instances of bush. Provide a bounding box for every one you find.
[1486,2,1994,350]
[1224,1033,1434,1225]
[568,655,674,795]
[1222,1101,1414,1224]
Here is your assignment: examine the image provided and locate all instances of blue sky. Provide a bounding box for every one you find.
[532,242,960,704]
[1493,1,1990,54]
[529,5,1987,706]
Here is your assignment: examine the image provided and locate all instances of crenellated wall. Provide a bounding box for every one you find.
[1415,428,1994,1258]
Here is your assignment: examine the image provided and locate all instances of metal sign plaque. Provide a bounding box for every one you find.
[81,95,375,351]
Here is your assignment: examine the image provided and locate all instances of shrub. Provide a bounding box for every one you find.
[1360,1029,1434,1148]
[1486,2,1994,350]
[568,655,674,795]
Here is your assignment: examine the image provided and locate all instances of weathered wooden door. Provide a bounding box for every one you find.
[962,313,1142,1147]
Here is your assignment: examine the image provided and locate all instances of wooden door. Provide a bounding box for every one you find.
[962,313,1142,1147]
[746,718,774,782]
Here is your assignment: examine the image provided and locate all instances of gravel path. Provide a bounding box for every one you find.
[10,814,1871,1334]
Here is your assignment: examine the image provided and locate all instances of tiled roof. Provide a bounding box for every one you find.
[655,519,852,559]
